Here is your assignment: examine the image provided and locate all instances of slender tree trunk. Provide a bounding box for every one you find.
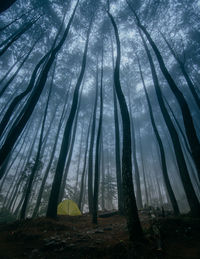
[0,53,24,85]
[20,76,53,220]
[0,1,79,171]
[93,47,104,224]
[108,11,143,241]
[46,17,91,218]
[32,90,70,217]
[58,100,80,203]
[138,124,149,206]
[164,96,192,156]
[88,61,99,214]
[160,31,200,110]
[139,29,200,217]
[74,126,84,201]
[131,10,200,182]
[110,33,123,214]
[100,136,105,211]
[128,94,143,209]
[78,114,92,210]
[138,58,180,215]
[0,18,39,57]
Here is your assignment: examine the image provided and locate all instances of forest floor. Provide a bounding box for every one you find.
[0,211,200,259]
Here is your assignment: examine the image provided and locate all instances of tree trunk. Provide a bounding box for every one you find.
[32,89,70,217]
[88,61,99,214]
[108,11,144,241]
[160,31,200,110]
[139,28,200,217]
[93,46,104,224]
[132,11,200,182]
[110,33,123,214]
[20,76,53,220]
[137,57,180,215]
[0,18,39,57]
[128,94,143,210]
[0,1,78,172]
[78,114,92,210]
[46,17,91,218]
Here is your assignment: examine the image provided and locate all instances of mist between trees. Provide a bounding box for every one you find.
[0,0,200,241]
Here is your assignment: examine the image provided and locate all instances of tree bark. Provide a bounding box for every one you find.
[46,16,91,218]
[139,28,200,217]
[88,61,99,214]
[108,11,144,241]
[131,10,200,182]
[137,57,180,215]
[0,1,78,172]
[93,46,104,224]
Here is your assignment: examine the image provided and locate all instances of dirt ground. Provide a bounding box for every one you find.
[0,212,200,259]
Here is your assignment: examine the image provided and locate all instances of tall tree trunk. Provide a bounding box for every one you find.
[100,135,105,211]
[138,124,149,206]
[32,89,70,217]
[0,18,39,57]
[110,33,123,214]
[130,8,200,182]
[137,57,180,215]
[160,31,200,110]
[139,28,200,217]
[128,94,143,210]
[93,47,104,224]
[88,62,99,214]
[78,114,92,210]
[46,17,92,218]
[74,125,84,202]
[20,74,53,220]
[58,96,81,203]
[108,11,143,241]
[0,53,24,85]
[0,1,79,172]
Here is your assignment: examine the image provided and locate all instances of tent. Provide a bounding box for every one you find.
[57,199,82,216]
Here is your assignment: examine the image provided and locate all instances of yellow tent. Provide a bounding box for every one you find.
[57,199,81,216]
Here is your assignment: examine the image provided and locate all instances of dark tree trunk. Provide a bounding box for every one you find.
[46,17,91,218]
[164,96,192,157]
[132,10,200,183]
[78,114,92,210]
[100,136,105,211]
[88,62,99,214]
[32,90,70,218]
[20,76,53,220]
[128,94,143,210]
[110,34,123,214]
[58,96,81,203]
[160,31,200,110]
[93,47,104,224]
[137,57,180,215]
[74,126,84,201]
[138,124,149,206]
[0,1,78,172]
[108,11,144,241]
[139,29,200,217]
[0,18,39,57]
[0,54,23,85]
[0,39,38,99]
